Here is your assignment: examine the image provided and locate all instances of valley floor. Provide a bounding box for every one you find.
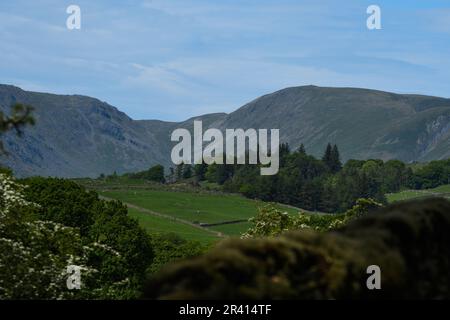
[79,178,301,242]
[79,178,450,244]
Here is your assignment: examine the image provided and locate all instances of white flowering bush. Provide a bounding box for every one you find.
[0,174,133,299]
[241,205,294,238]
[0,173,35,217]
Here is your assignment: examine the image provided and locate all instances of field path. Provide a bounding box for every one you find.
[99,195,226,238]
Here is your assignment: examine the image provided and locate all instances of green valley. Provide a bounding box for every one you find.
[79,179,301,242]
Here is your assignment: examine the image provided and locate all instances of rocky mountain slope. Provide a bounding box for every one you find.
[0,84,449,177]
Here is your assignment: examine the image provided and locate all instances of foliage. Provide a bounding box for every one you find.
[322,143,342,173]
[193,163,208,181]
[0,176,154,299]
[182,164,193,179]
[21,177,98,236]
[144,198,450,299]
[0,174,117,299]
[148,233,210,274]
[241,205,294,238]
[409,159,450,189]
[242,198,383,238]
[205,144,433,213]
[110,144,447,217]
[128,165,165,183]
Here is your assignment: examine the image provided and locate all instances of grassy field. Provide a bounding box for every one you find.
[77,177,331,241]
[93,186,301,240]
[127,208,219,243]
[101,189,297,222]
[387,185,450,203]
[82,176,450,242]
[209,221,252,236]
[78,178,303,241]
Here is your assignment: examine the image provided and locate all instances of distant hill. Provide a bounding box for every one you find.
[215,86,450,162]
[0,84,449,177]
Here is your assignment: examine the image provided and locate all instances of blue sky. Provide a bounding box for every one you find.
[1,0,450,121]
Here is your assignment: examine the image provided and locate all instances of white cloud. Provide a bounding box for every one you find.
[124,63,200,96]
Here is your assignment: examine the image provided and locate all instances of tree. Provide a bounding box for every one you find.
[322,143,342,173]
[20,177,154,297]
[410,159,450,189]
[148,233,209,274]
[194,163,208,181]
[175,163,184,180]
[322,143,332,165]
[0,174,140,299]
[182,164,193,179]
[150,165,165,183]
[134,164,166,183]
[297,144,306,155]
[205,164,218,183]
[279,143,291,167]
[330,145,342,173]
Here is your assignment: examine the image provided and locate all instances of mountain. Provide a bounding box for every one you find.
[0,84,449,177]
[216,86,450,162]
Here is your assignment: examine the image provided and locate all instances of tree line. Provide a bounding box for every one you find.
[126,143,449,213]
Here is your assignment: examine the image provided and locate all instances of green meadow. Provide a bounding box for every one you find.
[387,185,450,203]
[98,187,300,241]
[89,179,450,243]
[127,208,219,243]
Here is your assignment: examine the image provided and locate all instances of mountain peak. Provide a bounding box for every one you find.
[1,84,449,177]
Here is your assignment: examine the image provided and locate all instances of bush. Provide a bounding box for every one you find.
[242,198,382,238]
[143,198,450,299]
[1,176,153,299]
[129,165,165,183]
[148,233,210,275]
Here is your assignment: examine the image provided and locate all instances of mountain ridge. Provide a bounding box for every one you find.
[1,84,449,177]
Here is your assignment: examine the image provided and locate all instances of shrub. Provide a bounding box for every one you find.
[143,198,450,299]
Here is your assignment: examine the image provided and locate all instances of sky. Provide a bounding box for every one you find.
[1,0,450,121]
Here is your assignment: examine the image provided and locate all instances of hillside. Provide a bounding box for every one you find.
[0,84,224,177]
[216,86,450,162]
[1,84,449,177]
